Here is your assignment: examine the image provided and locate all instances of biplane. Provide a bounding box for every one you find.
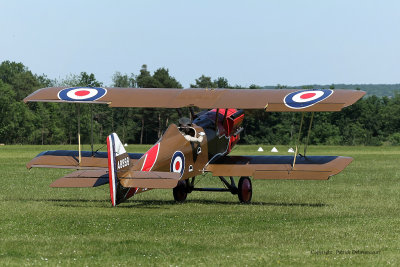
[24,87,365,206]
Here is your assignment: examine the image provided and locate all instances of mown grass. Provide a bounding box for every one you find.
[0,144,399,266]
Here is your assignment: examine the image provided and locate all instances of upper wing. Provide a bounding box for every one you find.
[206,155,353,180]
[24,87,365,112]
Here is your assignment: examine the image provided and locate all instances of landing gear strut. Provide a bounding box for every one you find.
[173,176,253,203]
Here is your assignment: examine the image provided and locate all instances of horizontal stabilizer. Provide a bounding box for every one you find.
[120,171,180,189]
[26,150,142,170]
[206,155,353,180]
[50,170,109,187]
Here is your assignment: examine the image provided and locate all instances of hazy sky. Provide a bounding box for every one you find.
[0,0,399,87]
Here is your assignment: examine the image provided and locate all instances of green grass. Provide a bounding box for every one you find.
[0,144,399,266]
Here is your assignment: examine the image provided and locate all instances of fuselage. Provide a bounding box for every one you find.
[124,109,244,197]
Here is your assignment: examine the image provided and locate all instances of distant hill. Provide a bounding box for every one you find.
[262,84,400,97]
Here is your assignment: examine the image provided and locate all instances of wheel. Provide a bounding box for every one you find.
[238,176,252,203]
[173,180,188,202]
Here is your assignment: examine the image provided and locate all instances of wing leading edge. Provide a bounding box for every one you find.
[24,87,365,112]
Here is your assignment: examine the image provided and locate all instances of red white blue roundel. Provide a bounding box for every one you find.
[170,151,185,178]
[58,87,107,102]
[284,89,333,109]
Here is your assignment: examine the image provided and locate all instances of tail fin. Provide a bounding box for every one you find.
[107,133,131,206]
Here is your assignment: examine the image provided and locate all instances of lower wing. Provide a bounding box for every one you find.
[206,155,352,180]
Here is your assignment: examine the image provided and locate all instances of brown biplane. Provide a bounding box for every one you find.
[24,87,365,206]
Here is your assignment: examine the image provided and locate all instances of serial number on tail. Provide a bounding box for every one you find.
[117,157,130,170]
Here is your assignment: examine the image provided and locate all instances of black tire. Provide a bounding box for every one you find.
[173,180,188,202]
[238,176,252,203]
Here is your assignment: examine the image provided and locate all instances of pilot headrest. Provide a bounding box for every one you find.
[178,117,192,127]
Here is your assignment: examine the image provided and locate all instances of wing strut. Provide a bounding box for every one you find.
[90,104,94,156]
[76,104,81,165]
[292,113,305,168]
[223,108,228,122]
[214,108,219,132]
[303,112,314,156]
[292,112,315,169]
[189,107,195,120]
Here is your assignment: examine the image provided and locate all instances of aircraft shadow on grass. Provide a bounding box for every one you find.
[8,197,326,209]
[121,199,327,209]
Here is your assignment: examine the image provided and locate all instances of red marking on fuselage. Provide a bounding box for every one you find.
[128,143,160,200]
[141,143,160,172]
[300,93,316,99]
[75,90,90,96]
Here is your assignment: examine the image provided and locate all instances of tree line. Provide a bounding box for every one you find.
[1,60,399,146]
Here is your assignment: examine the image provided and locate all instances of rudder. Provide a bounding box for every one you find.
[107,133,131,206]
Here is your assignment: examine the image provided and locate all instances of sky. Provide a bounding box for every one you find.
[0,0,399,87]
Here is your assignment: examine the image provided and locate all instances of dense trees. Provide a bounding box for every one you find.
[0,60,399,146]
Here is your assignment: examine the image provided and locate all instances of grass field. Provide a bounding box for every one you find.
[0,144,399,266]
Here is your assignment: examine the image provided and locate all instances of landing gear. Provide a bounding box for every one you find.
[238,176,252,203]
[173,180,188,202]
[174,176,253,203]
